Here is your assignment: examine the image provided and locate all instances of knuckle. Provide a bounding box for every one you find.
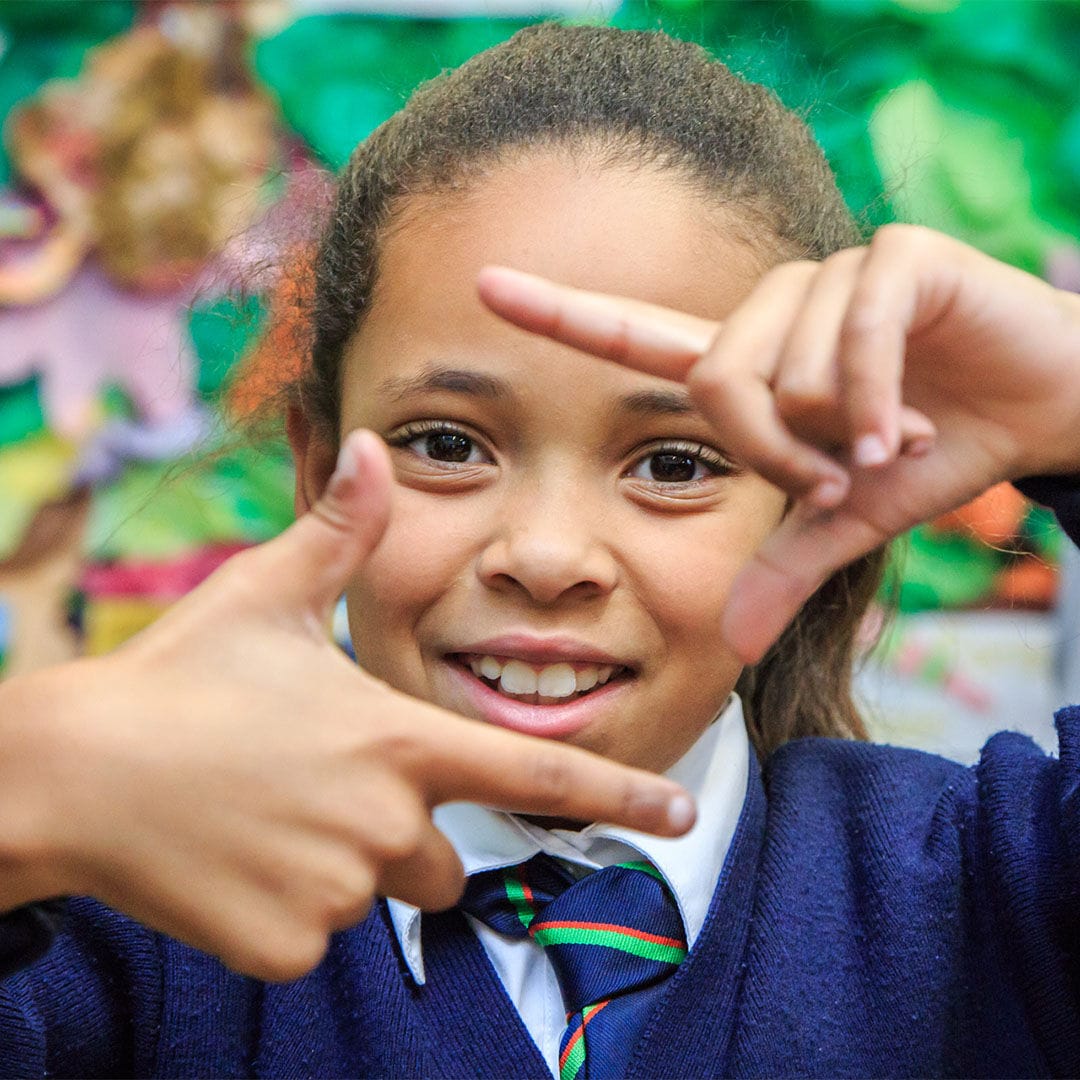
[840,300,889,341]
[754,547,819,610]
[436,871,467,910]
[604,317,634,365]
[226,930,328,983]
[871,221,907,247]
[526,748,574,805]
[423,865,467,913]
[323,879,376,930]
[371,807,426,861]
[763,259,816,285]
[369,725,426,771]
[840,361,884,395]
[611,779,659,832]
[820,247,862,274]
[776,372,835,409]
[770,442,814,481]
[685,358,735,407]
[873,222,931,255]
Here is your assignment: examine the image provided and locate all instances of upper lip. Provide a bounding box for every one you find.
[450,634,630,668]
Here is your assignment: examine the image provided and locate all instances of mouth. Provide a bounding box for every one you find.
[442,650,637,737]
[451,652,634,704]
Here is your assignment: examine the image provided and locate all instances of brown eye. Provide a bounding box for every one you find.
[424,431,475,462]
[387,421,492,466]
[627,441,734,485]
[648,452,700,483]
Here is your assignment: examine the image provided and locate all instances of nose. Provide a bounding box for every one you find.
[476,487,619,606]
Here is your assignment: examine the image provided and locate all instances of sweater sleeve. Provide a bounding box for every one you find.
[972,705,1080,1075]
[966,477,1080,1072]
[0,896,164,1077]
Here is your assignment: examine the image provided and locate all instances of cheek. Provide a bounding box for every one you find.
[346,493,479,664]
[647,555,741,649]
[642,487,784,646]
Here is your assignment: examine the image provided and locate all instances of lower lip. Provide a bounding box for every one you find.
[443,660,631,738]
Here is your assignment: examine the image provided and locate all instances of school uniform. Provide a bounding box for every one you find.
[2,479,1079,1078]
[389,694,748,1077]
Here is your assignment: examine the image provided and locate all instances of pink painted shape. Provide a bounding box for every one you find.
[0,260,197,436]
[79,542,250,600]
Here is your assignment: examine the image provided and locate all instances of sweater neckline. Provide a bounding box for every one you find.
[407,750,767,1077]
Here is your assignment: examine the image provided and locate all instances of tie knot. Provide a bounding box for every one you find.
[462,854,687,1015]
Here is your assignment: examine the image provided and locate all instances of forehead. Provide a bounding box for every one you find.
[342,150,769,409]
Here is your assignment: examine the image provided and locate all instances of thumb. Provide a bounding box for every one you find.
[722,502,885,665]
[270,428,393,616]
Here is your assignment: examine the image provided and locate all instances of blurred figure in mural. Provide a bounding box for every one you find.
[0,2,278,451]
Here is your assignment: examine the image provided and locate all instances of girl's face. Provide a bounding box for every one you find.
[297,151,786,774]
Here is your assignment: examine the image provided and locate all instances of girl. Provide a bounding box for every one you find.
[2,22,1080,1078]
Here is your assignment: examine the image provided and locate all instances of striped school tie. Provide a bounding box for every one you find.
[461,853,688,1080]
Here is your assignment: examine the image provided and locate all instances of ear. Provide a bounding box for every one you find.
[285,404,339,517]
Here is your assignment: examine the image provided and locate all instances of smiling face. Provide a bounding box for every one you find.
[294,150,786,774]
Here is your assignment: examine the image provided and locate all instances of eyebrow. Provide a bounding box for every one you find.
[616,387,696,417]
[378,366,511,402]
[377,363,696,418]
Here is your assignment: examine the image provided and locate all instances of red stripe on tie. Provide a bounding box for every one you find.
[558,1001,611,1071]
[533,920,685,950]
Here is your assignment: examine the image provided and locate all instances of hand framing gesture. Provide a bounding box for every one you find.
[478,225,1080,663]
[0,432,693,982]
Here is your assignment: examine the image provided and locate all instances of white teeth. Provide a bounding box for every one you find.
[574,667,599,693]
[537,663,577,698]
[500,659,539,695]
[464,654,625,702]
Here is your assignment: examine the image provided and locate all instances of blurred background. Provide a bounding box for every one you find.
[1,0,1078,762]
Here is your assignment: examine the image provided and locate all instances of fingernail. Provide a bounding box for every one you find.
[327,432,361,497]
[667,792,696,832]
[853,434,889,468]
[810,475,848,508]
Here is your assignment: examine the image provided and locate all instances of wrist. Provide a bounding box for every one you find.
[0,667,88,909]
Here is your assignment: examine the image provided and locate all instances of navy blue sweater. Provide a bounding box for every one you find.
[2,480,1079,1078]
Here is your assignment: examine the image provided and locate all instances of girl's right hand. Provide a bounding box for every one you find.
[476,227,1080,665]
[0,431,693,983]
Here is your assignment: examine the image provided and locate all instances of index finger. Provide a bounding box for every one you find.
[417,707,696,837]
[478,265,717,382]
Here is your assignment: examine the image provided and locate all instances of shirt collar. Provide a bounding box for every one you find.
[387,695,750,985]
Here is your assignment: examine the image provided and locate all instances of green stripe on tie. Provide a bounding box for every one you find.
[532,925,686,964]
[560,1028,586,1080]
[502,873,535,930]
[617,859,666,885]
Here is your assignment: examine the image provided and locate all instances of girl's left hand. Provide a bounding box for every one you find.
[477,225,1080,664]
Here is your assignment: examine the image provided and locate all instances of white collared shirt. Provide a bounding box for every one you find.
[387,695,750,1078]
